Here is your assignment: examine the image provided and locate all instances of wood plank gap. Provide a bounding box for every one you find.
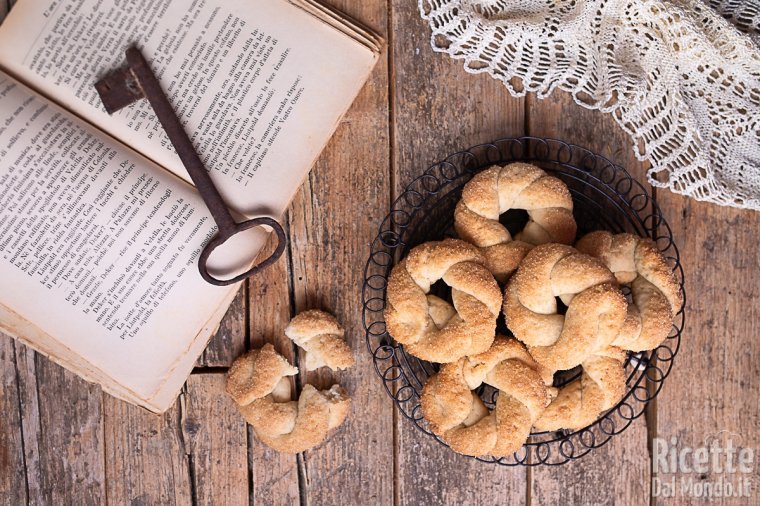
[178,388,199,506]
[101,390,110,506]
[241,270,251,503]
[244,280,251,349]
[386,0,397,211]
[11,340,31,503]
[186,453,199,506]
[297,453,308,506]
[385,3,401,505]
[284,210,303,399]
[524,92,532,136]
[246,427,254,506]
[525,464,533,506]
[31,351,45,495]
[523,92,532,506]
[645,182,658,506]
[392,403,400,506]
[191,367,229,374]
[284,210,298,323]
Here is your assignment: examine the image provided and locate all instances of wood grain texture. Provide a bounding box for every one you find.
[391,4,525,178]
[531,420,651,505]
[390,2,528,505]
[285,0,393,504]
[652,194,760,505]
[197,287,246,368]
[248,238,301,504]
[0,335,26,505]
[14,343,106,505]
[527,92,651,183]
[183,374,248,506]
[103,395,192,505]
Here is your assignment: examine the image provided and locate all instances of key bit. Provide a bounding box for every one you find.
[95,66,145,114]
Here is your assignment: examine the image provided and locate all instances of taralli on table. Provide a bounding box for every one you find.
[421,337,555,457]
[384,239,502,363]
[576,231,683,351]
[454,163,577,281]
[285,310,355,371]
[226,344,350,454]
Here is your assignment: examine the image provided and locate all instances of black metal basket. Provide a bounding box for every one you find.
[362,137,686,465]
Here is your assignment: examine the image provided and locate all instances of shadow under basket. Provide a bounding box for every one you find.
[362,137,686,466]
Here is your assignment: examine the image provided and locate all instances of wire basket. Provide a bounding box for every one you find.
[362,137,686,465]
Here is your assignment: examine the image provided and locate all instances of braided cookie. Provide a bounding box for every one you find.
[533,346,627,431]
[502,243,630,431]
[226,344,350,454]
[576,231,683,351]
[503,243,628,371]
[454,163,577,281]
[421,337,554,457]
[385,239,502,363]
[285,310,354,371]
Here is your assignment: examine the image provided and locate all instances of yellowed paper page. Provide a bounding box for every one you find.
[0,71,238,410]
[0,0,379,219]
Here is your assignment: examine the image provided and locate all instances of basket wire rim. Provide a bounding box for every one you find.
[362,136,685,465]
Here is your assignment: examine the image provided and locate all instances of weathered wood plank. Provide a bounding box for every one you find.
[14,343,105,505]
[531,419,650,504]
[527,91,652,504]
[183,373,248,506]
[248,238,301,504]
[652,195,760,505]
[10,341,39,505]
[284,1,393,504]
[103,395,192,505]
[0,334,26,505]
[390,2,528,504]
[197,286,246,368]
[527,92,651,182]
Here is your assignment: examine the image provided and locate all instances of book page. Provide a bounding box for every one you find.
[0,0,379,218]
[0,285,238,411]
[0,71,239,405]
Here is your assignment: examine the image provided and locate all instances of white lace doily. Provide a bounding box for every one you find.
[420,0,760,210]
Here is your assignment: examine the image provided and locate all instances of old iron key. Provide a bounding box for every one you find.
[95,46,286,287]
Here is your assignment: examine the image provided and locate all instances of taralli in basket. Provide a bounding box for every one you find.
[503,243,627,371]
[384,238,502,363]
[226,344,350,454]
[421,337,555,457]
[576,231,683,352]
[503,243,630,431]
[533,346,628,431]
[454,163,577,281]
[285,310,355,371]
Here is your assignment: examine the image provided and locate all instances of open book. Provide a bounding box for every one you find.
[0,0,381,412]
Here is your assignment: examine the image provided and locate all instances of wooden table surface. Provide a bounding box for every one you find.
[1,1,759,504]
